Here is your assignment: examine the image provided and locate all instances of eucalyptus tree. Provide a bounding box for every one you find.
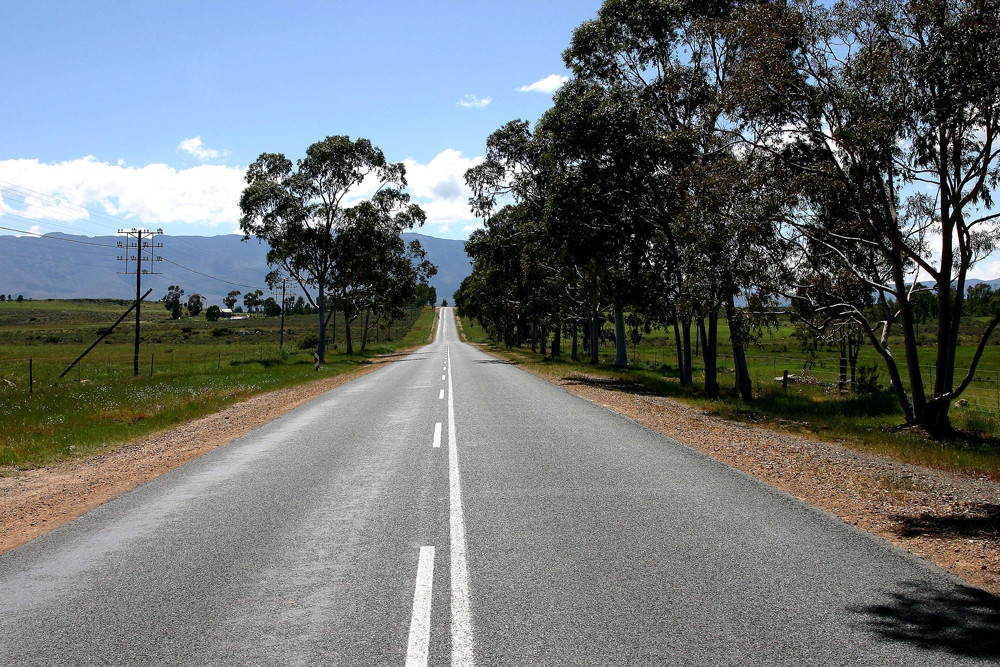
[460,205,536,347]
[465,121,580,356]
[731,0,1000,431]
[239,136,421,361]
[331,198,433,352]
[538,78,666,367]
[564,0,787,395]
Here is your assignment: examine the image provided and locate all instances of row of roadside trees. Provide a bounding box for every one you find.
[454,0,1000,434]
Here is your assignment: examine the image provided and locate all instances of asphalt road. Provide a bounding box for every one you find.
[1,308,997,666]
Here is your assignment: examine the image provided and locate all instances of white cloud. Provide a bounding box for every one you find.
[403,149,484,236]
[458,94,491,109]
[0,156,247,232]
[177,136,227,162]
[0,148,487,241]
[517,74,569,93]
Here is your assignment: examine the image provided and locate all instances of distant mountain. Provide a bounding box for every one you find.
[0,232,470,306]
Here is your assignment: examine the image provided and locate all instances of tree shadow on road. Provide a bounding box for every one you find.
[561,375,657,396]
[473,358,518,366]
[850,581,1000,659]
[891,503,1000,539]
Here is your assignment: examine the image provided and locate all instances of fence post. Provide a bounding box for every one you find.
[218,353,221,370]
[783,370,788,390]
[150,353,154,377]
[29,358,33,395]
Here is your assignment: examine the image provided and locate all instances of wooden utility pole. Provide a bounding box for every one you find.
[117,228,162,376]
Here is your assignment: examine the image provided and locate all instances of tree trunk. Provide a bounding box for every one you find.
[680,314,693,386]
[552,322,561,357]
[695,317,703,358]
[571,322,579,361]
[703,308,719,398]
[361,309,371,351]
[614,306,628,368]
[344,312,354,355]
[589,311,600,365]
[891,262,926,422]
[316,285,327,362]
[725,296,752,401]
[672,311,683,376]
[540,326,547,357]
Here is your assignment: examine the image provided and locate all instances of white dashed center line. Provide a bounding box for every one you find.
[405,546,435,667]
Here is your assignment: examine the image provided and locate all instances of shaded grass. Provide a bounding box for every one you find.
[0,305,435,470]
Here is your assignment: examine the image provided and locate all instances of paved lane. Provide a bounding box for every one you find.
[0,313,457,665]
[0,308,997,665]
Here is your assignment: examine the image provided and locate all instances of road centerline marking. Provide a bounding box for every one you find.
[439,389,445,400]
[405,546,435,667]
[433,422,442,448]
[447,343,475,666]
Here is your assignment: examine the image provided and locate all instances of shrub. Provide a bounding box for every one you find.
[854,365,882,395]
[298,334,319,350]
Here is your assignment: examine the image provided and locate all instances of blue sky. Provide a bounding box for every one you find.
[0,0,604,240]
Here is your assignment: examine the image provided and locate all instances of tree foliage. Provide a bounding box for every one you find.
[240,135,429,359]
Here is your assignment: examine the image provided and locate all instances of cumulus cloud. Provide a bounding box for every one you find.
[403,149,484,237]
[177,136,227,162]
[0,156,246,232]
[0,148,487,241]
[458,94,492,108]
[517,74,569,93]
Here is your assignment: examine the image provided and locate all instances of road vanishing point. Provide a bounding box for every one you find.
[1,308,998,665]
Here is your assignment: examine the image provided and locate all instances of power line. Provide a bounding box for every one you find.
[1,223,265,291]
[159,256,262,290]
[0,224,118,248]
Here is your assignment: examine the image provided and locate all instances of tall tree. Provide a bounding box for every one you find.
[732,0,1000,432]
[240,136,421,361]
[186,293,204,317]
[163,285,184,320]
[223,290,241,310]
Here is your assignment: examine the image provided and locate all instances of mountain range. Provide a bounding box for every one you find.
[0,232,471,307]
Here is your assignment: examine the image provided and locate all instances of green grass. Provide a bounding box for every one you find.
[458,314,1000,479]
[0,302,435,469]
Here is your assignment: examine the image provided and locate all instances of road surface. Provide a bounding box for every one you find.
[0,308,997,665]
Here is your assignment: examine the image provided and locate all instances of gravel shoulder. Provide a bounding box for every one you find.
[0,353,408,555]
[471,344,1000,596]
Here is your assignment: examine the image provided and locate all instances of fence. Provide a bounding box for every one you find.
[590,346,1000,415]
[0,348,281,397]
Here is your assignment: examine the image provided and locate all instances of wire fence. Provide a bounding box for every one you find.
[0,348,285,396]
[602,346,1000,416]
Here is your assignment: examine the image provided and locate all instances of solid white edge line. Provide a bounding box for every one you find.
[405,546,435,667]
[448,343,475,666]
[433,422,442,448]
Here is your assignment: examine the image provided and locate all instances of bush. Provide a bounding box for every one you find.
[298,334,319,350]
[206,305,222,322]
[211,327,231,338]
[854,365,882,395]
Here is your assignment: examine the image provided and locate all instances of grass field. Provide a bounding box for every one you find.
[458,314,1000,479]
[0,300,436,470]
